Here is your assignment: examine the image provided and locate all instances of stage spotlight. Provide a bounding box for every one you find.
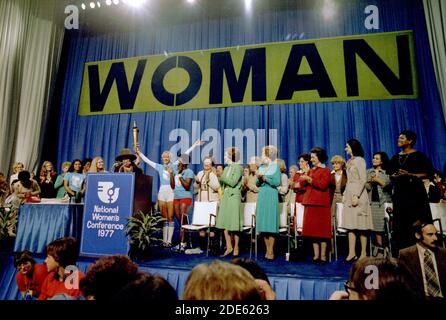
[90,2,95,8]
[126,0,147,7]
[97,1,101,7]
[81,3,86,10]
[245,0,253,13]
[322,0,336,20]
[106,0,112,5]
[113,0,120,5]
[187,0,195,3]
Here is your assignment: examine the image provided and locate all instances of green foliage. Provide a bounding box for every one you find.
[125,211,164,257]
[0,207,18,239]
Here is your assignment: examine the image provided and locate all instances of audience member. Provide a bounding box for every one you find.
[112,272,177,301]
[183,260,262,300]
[9,162,24,190]
[10,171,41,208]
[399,220,446,300]
[14,250,48,299]
[330,257,419,300]
[54,161,71,199]
[80,255,139,300]
[39,161,57,198]
[38,237,84,300]
[231,258,276,300]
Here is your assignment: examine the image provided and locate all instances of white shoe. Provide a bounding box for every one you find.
[185,248,203,255]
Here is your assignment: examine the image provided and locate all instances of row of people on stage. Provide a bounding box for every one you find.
[2,131,446,260]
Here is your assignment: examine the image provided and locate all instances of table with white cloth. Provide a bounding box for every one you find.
[13,202,84,254]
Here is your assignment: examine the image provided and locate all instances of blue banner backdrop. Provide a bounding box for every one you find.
[56,0,446,201]
[80,173,134,257]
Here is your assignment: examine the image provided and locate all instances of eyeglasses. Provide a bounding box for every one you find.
[344,281,357,297]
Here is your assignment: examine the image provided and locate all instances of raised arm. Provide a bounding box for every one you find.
[136,149,158,169]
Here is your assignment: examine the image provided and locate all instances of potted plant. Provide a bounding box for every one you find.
[125,210,164,260]
[0,206,18,252]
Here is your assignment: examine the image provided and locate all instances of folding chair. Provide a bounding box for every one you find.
[333,203,348,261]
[241,202,256,259]
[430,203,446,248]
[383,203,394,257]
[181,201,218,256]
[278,202,291,260]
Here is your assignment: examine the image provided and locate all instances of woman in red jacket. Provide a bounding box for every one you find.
[300,147,332,264]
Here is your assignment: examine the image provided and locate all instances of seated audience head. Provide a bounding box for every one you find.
[14,250,36,275]
[345,139,365,158]
[68,159,83,173]
[112,272,177,301]
[17,171,33,189]
[80,255,139,300]
[183,260,262,300]
[413,220,439,250]
[398,130,417,148]
[82,158,93,173]
[345,257,418,300]
[61,162,71,174]
[13,162,25,174]
[45,237,79,274]
[330,155,346,171]
[231,258,276,300]
[40,161,55,177]
[89,157,105,173]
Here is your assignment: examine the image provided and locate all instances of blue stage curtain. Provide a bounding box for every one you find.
[56,0,446,202]
[13,204,83,254]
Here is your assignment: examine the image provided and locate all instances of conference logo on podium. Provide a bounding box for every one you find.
[97,182,120,204]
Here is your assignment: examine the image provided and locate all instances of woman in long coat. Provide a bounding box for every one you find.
[300,147,332,264]
[216,147,243,257]
[341,139,373,262]
[256,146,281,261]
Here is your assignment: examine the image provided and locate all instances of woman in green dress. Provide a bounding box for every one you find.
[216,147,243,257]
[256,146,281,261]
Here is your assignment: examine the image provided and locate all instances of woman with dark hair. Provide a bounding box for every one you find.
[366,151,392,256]
[216,147,244,257]
[330,257,420,300]
[11,170,41,208]
[80,255,139,300]
[63,159,86,202]
[387,130,433,252]
[169,154,195,252]
[342,139,373,262]
[39,237,84,300]
[300,147,332,264]
[14,250,48,299]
